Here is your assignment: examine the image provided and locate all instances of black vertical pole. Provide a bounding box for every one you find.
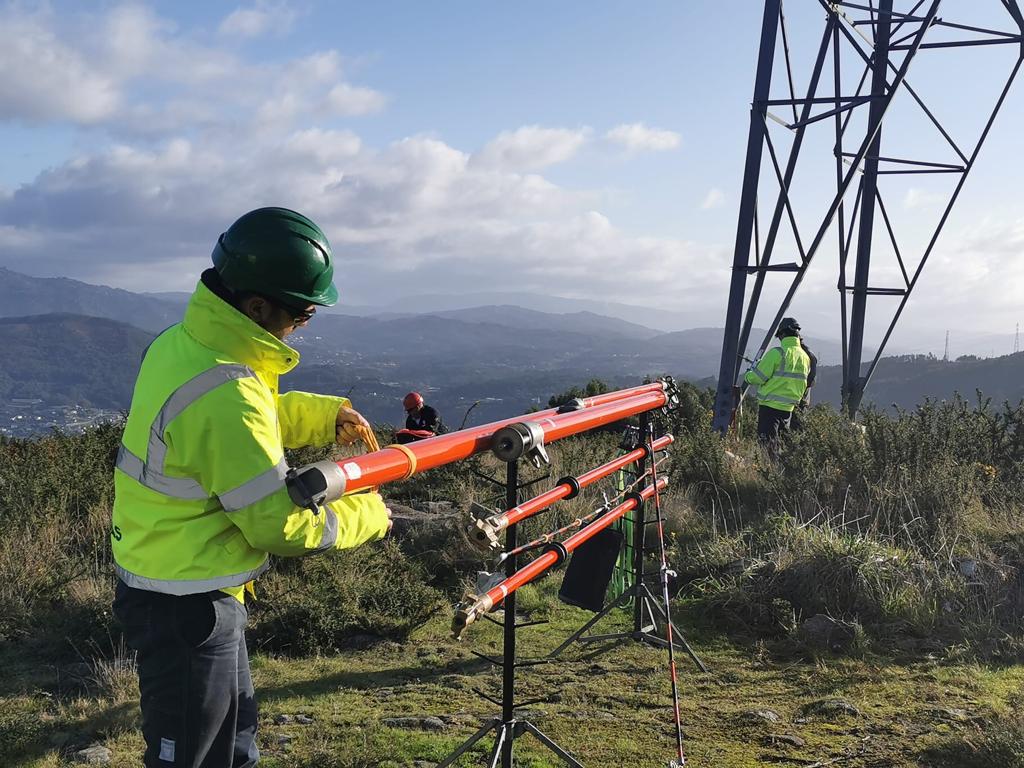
[500,459,519,768]
[846,0,894,417]
[712,0,782,434]
[632,413,650,634]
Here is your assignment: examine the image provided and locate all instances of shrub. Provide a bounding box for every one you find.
[920,714,1024,768]
[249,539,444,656]
[548,378,610,408]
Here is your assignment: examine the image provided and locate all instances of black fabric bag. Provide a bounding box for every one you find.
[558,527,624,612]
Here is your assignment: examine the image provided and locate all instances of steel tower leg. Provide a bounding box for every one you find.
[845,0,894,416]
[712,0,782,434]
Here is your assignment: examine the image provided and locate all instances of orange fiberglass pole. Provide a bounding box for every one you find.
[452,474,669,638]
[338,382,669,493]
[470,434,674,551]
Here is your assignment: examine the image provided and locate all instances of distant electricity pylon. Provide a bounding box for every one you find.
[713,0,1024,432]
[1015,323,1020,354]
[943,330,949,362]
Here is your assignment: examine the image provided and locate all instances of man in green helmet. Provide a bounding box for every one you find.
[112,207,392,767]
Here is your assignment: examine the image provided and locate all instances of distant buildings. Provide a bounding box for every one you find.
[0,401,122,438]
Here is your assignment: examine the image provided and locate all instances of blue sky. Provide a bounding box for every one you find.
[1,1,1022,354]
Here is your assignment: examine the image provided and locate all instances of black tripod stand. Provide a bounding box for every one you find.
[548,413,707,673]
[437,457,583,768]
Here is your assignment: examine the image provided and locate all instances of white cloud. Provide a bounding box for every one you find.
[605,123,681,153]
[700,188,725,210]
[903,187,947,210]
[284,129,362,163]
[473,126,590,171]
[323,83,388,116]
[0,8,119,123]
[0,5,384,135]
[219,2,297,39]
[0,120,720,310]
[0,7,722,312]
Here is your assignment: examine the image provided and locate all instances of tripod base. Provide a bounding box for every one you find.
[436,717,583,768]
[549,584,708,673]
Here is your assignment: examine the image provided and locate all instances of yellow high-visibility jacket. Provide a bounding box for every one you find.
[743,335,811,412]
[112,278,389,601]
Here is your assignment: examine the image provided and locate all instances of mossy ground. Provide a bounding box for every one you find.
[3,577,1022,768]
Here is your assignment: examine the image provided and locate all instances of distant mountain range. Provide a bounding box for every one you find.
[1,267,1021,430]
[814,353,1024,411]
[0,267,183,334]
[335,290,707,332]
[0,314,153,408]
[372,305,663,341]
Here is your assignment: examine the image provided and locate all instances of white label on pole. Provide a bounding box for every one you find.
[342,462,362,480]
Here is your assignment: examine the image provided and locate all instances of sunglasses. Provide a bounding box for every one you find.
[258,294,317,325]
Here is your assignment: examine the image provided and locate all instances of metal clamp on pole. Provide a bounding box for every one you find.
[471,514,506,552]
[285,460,347,516]
[661,375,681,412]
[540,541,570,566]
[491,420,550,468]
[556,397,585,413]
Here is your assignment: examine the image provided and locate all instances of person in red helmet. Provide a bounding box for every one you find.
[403,392,445,435]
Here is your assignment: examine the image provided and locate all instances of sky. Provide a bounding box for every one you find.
[1,1,1023,357]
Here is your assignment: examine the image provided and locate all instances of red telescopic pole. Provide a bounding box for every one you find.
[338,384,669,493]
[452,475,668,638]
[470,434,674,551]
[647,426,687,765]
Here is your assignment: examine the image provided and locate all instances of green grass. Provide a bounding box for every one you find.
[3,576,1023,767]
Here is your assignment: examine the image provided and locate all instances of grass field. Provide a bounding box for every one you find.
[3,576,1022,768]
[5,394,1024,766]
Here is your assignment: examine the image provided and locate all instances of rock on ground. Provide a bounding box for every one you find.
[381,716,447,731]
[767,733,806,748]
[801,698,861,719]
[74,745,112,764]
[743,709,782,724]
[797,614,859,652]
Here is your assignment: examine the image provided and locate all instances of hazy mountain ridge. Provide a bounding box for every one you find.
[0,314,153,408]
[0,267,184,334]
[371,305,663,341]
[2,269,1021,431]
[814,352,1024,411]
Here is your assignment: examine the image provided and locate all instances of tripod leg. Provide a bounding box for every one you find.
[522,721,584,767]
[547,590,632,658]
[641,585,708,673]
[487,724,507,768]
[640,594,658,633]
[435,720,500,767]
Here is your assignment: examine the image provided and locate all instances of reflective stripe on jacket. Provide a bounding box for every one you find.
[112,278,390,599]
[743,336,811,413]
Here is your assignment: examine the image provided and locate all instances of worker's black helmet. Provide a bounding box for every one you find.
[777,317,801,336]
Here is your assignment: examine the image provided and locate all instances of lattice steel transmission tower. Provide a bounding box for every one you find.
[712,0,1024,432]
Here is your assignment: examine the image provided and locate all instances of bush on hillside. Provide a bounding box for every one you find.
[249,539,444,655]
[920,712,1024,768]
[548,378,610,408]
[4,385,1024,660]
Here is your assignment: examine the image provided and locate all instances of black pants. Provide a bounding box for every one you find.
[756,405,792,447]
[113,581,259,767]
[789,403,808,432]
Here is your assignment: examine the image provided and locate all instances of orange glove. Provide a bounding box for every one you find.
[336,405,372,446]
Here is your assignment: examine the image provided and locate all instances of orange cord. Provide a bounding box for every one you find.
[385,442,418,479]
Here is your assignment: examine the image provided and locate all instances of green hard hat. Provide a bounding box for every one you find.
[211,207,339,308]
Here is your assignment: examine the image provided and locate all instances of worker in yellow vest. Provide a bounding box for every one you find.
[743,317,811,448]
[112,207,392,767]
